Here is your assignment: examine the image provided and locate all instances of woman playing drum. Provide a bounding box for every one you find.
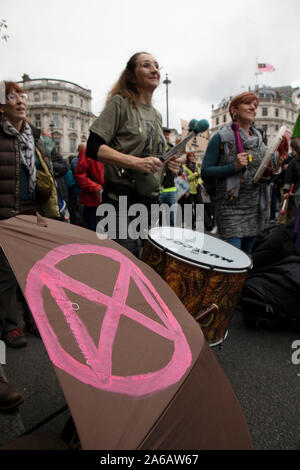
[201,92,268,254]
[86,52,180,257]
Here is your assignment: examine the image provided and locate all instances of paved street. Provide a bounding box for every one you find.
[0,303,300,450]
[214,308,300,450]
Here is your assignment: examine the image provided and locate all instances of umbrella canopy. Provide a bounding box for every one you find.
[0,215,252,450]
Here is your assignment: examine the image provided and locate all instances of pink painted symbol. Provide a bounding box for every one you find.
[25,244,192,397]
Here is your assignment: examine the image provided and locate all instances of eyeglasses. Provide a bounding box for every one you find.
[137,61,162,71]
[6,93,28,104]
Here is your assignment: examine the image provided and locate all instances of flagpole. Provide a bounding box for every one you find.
[255,57,258,87]
[254,57,262,90]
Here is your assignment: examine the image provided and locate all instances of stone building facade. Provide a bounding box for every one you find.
[210,85,300,144]
[19,75,96,158]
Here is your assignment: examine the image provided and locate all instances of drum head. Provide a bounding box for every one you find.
[147,227,252,272]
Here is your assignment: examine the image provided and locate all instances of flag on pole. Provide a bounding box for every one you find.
[257,63,276,72]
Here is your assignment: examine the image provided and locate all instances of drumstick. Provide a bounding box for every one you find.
[160,119,209,164]
[195,304,219,323]
[142,118,209,175]
[280,183,294,215]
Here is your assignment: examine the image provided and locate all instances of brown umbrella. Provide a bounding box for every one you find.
[0,215,252,450]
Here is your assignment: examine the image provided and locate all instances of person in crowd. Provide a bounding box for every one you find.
[75,144,104,231]
[283,138,300,220]
[66,143,87,227]
[201,91,268,254]
[183,152,203,229]
[177,160,190,223]
[272,149,295,225]
[71,143,85,174]
[158,127,178,226]
[86,52,180,256]
[65,154,81,226]
[0,80,60,409]
[51,149,69,221]
[72,143,86,226]
[0,79,60,344]
[40,128,55,162]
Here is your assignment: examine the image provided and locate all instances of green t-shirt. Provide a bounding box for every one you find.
[90,95,166,196]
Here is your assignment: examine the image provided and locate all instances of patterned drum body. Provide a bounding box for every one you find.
[142,227,252,346]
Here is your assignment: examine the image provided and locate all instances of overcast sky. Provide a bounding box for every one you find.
[2,0,300,132]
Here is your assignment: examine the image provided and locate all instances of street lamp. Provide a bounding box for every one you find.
[163,74,171,129]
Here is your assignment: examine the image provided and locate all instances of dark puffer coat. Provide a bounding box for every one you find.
[0,120,60,219]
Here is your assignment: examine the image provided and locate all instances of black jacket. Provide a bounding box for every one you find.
[51,151,69,204]
[284,157,300,193]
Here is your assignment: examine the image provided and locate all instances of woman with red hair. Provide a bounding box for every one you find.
[0,80,60,411]
[0,81,60,347]
[201,92,267,254]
